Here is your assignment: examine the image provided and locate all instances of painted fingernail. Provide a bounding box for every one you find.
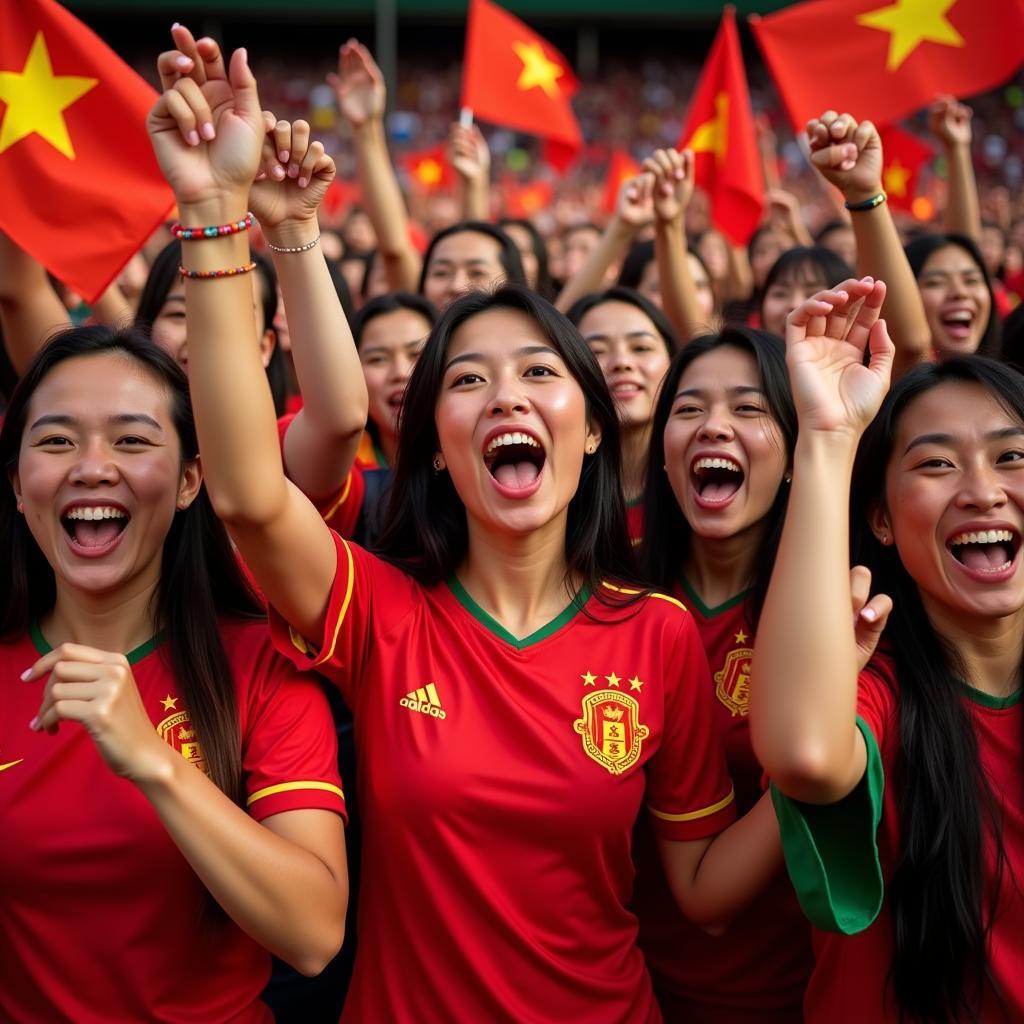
[175,55,192,69]
[298,176,309,188]
[278,150,289,163]
[861,607,877,622]
[238,48,248,63]
[172,21,181,29]
[29,716,39,731]
[187,129,200,146]
[288,163,300,179]
[20,668,32,681]
[272,165,286,180]
[200,122,216,141]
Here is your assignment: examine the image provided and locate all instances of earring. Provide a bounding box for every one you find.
[880,533,891,545]
[433,458,443,473]
[784,473,793,484]
[16,501,23,513]
[585,443,596,455]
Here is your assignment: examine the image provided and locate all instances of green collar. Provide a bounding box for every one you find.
[677,577,751,619]
[30,620,164,666]
[959,682,1023,710]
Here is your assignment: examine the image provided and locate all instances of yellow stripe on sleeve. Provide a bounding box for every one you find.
[319,538,355,665]
[320,472,354,523]
[648,786,735,822]
[247,780,346,807]
[600,581,688,613]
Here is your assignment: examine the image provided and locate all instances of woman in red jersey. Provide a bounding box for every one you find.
[753,283,1024,1022]
[148,37,789,1023]
[0,327,348,1023]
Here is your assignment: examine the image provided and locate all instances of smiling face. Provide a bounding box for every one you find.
[875,381,1024,624]
[11,352,201,600]
[761,262,829,337]
[663,345,787,541]
[578,300,670,431]
[434,307,599,538]
[918,244,992,357]
[423,231,506,310]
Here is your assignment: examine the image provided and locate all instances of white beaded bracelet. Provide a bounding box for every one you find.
[265,234,321,254]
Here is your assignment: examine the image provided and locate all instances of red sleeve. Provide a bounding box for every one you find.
[237,631,347,824]
[855,657,897,751]
[646,601,738,841]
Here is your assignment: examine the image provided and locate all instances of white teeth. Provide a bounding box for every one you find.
[485,432,541,455]
[64,506,127,521]
[950,529,1015,546]
[944,311,972,324]
[694,457,742,473]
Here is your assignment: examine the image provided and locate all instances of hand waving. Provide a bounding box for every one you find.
[328,40,385,129]
[785,277,894,439]
[641,147,694,224]
[806,111,883,204]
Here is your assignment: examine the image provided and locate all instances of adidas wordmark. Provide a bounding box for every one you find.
[400,682,447,719]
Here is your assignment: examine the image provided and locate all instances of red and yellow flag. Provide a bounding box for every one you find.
[678,8,764,246]
[461,0,582,170]
[877,126,934,212]
[0,0,173,301]
[402,143,454,193]
[601,150,641,215]
[751,0,1024,132]
[502,177,554,219]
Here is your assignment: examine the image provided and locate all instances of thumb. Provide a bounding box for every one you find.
[229,48,262,122]
[867,318,895,385]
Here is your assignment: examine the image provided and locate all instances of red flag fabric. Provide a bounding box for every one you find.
[502,178,554,219]
[751,0,1024,132]
[601,150,641,215]
[678,8,764,246]
[321,178,363,219]
[402,143,454,193]
[462,0,582,163]
[0,0,173,301]
[877,126,934,212]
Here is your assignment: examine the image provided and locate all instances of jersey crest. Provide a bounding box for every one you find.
[574,689,649,775]
[156,707,207,774]
[714,645,753,716]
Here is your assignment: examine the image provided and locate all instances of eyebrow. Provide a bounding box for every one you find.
[584,330,659,342]
[29,413,164,431]
[445,344,559,371]
[674,385,766,399]
[904,425,1024,454]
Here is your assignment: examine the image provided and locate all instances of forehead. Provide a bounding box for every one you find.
[430,231,502,265]
[678,345,760,389]
[922,244,982,274]
[772,259,827,288]
[579,300,656,336]
[446,307,553,360]
[361,308,431,347]
[895,380,1020,443]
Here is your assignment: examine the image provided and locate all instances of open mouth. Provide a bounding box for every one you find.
[691,456,745,504]
[483,431,547,492]
[948,528,1020,573]
[61,505,129,551]
[940,309,975,341]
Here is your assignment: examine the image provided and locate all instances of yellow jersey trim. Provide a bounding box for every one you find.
[320,472,354,523]
[318,538,355,665]
[247,780,345,806]
[649,786,735,822]
[601,581,687,613]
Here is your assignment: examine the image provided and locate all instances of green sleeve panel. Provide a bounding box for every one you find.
[770,716,885,934]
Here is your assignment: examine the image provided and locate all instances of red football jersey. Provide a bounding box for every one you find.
[271,533,737,1024]
[0,620,346,1024]
[775,659,1024,1022]
[626,497,644,546]
[634,582,812,1021]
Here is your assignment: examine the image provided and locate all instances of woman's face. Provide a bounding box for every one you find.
[688,253,716,326]
[12,353,201,599]
[359,308,432,441]
[918,244,992,357]
[761,264,828,337]
[749,229,788,291]
[502,223,540,289]
[579,300,670,431]
[878,381,1024,625]
[422,231,506,310]
[663,345,787,542]
[696,230,729,281]
[434,307,599,538]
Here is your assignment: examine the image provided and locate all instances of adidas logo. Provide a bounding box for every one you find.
[399,683,447,720]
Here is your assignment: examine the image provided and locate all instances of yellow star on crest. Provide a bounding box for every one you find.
[160,694,179,711]
[605,672,621,687]
[856,0,965,72]
[687,91,729,163]
[629,675,644,692]
[512,40,564,99]
[734,630,748,645]
[581,670,597,686]
[883,158,913,197]
[0,32,98,159]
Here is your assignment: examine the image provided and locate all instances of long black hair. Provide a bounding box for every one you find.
[851,355,1022,1023]
[639,327,796,625]
[417,221,526,295]
[567,286,677,356]
[375,286,637,594]
[499,217,555,299]
[758,245,854,322]
[0,326,262,805]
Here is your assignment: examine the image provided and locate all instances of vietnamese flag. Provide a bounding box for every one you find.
[402,143,454,192]
[601,150,641,215]
[877,126,934,212]
[751,0,1024,132]
[462,0,582,170]
[502,178,554,219]
[678,8,764,246]
[0,0,173,301]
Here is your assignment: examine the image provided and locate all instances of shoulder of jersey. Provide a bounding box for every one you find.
[598,581,689,618]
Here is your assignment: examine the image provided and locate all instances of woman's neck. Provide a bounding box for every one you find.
[620,421,651,504]
[458,512,577,641]
[682,524,764,611]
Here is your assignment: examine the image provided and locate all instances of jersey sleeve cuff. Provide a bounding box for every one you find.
[770,715,884,934]
[647,785,737,841]
[247,780,348,824]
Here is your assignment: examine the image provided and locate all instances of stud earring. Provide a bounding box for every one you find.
[585,443,596,455]
[433,458,443,473]
[784,473,793,484]
[16,501,23,513]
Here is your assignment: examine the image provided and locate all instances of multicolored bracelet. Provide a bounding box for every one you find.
[171,212,254,241]
[178,261,257,280]
[844,191,887,212]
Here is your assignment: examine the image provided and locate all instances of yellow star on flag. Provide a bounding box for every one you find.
[856,0,965,72]
[628,675,644,692]
[605,672,621,688]
[160,694,179,711]
[0,32,98,159]
[417,158,443,186]
[883,158,913,197]
[512,40,563,98]
[581,670,597,686]
[688,92,729,163]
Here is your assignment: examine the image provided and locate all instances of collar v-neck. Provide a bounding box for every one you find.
[677,577,750,619]
[30,620,164,665]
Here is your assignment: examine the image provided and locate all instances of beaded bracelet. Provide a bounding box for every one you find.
[178,261,257,280]
[844,191,887,212]
[172,212,254,241]
[266,234,321,254]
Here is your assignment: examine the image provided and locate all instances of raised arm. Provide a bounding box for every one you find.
[250,114,368,500]
[766,188,814,248]
[930,96,981,244]
[450,121,491,222]
[555,174,653,312]
[329,41,420,291]
[148,29,336,640]
[807,112,931,376]
[750,278,894,804]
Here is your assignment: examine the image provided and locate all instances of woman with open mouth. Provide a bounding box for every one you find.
[753,282,1024,1022]
[0,327,349,1022]
[149,39,790,1022]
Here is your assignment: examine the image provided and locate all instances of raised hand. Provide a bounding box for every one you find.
[250,115,336,229]
[785,277,894,438]
[328,40,385,129]
[641,147,694,224]
[850,565,892,671]
[448,122,490,183]
[929,95,973,149]
[806,111,883,205]
[147,24,264,208]
[24,643,172,783]
[618,172,656,230]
